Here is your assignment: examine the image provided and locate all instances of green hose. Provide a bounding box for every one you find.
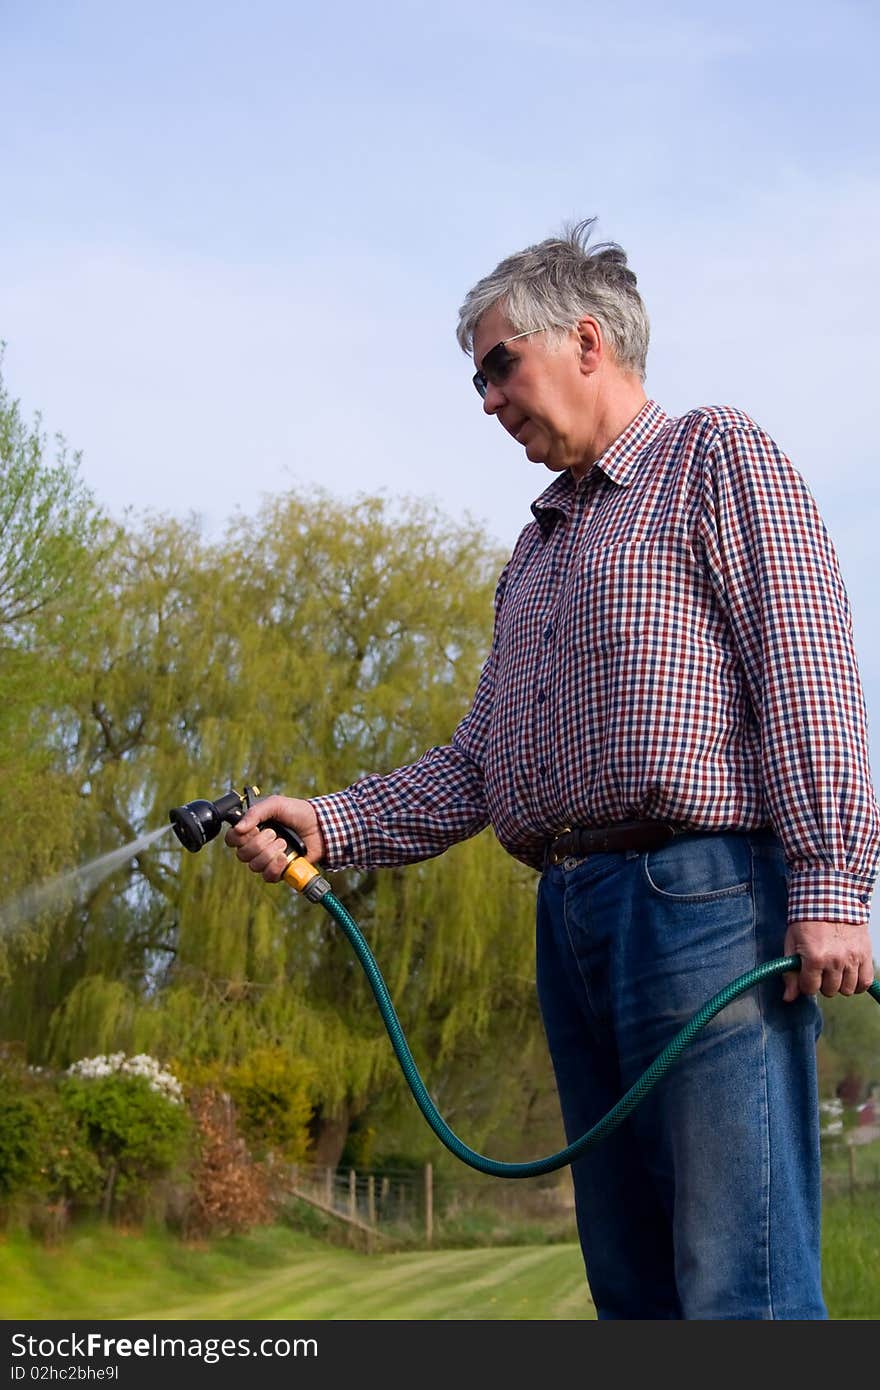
[320,889,880,1179]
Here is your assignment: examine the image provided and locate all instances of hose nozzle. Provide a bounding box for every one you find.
[169,784,308,864]
[169,788,248,852]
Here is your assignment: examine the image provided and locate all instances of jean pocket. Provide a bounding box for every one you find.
[642,833,752,902]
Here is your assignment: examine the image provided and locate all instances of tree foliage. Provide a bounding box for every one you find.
[818,992,880,1097]
[0,350,103,649]
[0,356,108,976]
[0,486,555,1165]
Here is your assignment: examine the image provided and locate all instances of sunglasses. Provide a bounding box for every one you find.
[472,327,550,398]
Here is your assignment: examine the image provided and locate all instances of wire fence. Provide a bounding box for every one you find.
[821,1135,880,1199]
[279,1160,577,1244]
[285,1162,430,1233]
[281,1134,880,1246]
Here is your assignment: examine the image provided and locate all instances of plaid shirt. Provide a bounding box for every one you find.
[312,399,880,924]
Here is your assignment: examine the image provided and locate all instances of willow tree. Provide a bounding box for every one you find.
[0,512,213,1052]
[0,356,107,987]
[9,490,558,1167]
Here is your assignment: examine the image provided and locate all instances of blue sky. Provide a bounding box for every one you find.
[3,0,880,949]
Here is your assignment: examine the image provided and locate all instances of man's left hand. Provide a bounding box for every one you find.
[782,919,876,1002]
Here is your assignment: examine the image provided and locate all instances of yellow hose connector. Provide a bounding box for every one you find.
[282,854,331,902]
[283,856,320,892]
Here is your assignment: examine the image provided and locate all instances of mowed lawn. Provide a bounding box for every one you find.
[3,1192,878,1320]
[136,1245,595,1321]
[0,1227,596,1321]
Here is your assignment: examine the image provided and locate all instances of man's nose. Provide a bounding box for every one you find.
[482,381,505,415]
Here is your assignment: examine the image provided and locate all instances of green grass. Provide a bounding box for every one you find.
[1,1194,876,1320]
[822,1192,880,1320]
[0,1223,595,1321]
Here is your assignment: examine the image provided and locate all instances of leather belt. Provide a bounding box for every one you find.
[547,820,680,864]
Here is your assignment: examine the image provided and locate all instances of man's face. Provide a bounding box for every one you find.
[471,304,593,475]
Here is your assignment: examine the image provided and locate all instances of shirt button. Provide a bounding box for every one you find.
[543,624,553,640]
[538,763,547,777]
[537,690,546,704]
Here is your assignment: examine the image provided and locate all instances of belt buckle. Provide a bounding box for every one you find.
[549,827,571,866]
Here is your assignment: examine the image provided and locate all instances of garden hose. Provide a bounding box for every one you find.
[169,788,880,1179]
[317,888,880,1179]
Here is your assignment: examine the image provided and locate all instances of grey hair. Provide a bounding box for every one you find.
[456,218,650,381]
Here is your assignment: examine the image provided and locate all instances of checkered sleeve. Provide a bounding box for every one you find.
[308,567,509,870]
[699,421,880,923]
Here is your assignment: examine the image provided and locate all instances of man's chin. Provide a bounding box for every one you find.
[524,437,551,465]
[521,434,569,472]
[527,444,567,472]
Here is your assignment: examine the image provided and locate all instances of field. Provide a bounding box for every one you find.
[0,1225,594,1321]
[1,1191,878,1321]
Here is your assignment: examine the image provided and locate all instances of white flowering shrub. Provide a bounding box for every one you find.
[67,1052,184,1106]
[60,1053,191,1216]
[0,1052,191,1219]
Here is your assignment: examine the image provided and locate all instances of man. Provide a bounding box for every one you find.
[227,220,880,1319]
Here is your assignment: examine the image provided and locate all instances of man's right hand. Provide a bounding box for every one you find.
[224,795,327,882]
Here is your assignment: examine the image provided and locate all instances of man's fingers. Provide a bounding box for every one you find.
[224,796,292,846]
[819,968,844,998]
[795,961,822,999]
[783,921,875,1002]
[246,837,291,882]
[221,795,325,879]
[236,795,287,837]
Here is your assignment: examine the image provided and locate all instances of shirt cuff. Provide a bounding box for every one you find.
[786,867,874,925]
[308,792,371,869]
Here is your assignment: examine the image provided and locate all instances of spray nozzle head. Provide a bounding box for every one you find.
[169,788,250,852]
[169,785,308,864]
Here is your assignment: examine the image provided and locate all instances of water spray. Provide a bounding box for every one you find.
[170,784,880,1178]
[0,824,174,937]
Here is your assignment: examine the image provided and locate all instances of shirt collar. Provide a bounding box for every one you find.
[530,399,668,538]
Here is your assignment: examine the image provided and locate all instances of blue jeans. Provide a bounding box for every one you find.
[536,829,825,1320]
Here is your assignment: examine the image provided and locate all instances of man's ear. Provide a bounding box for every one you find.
[576,316,602,372]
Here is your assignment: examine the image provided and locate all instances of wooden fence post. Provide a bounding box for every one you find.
[425,1161,433,1245]
[349,1167,357,1220]
[367,1174,376,1226]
